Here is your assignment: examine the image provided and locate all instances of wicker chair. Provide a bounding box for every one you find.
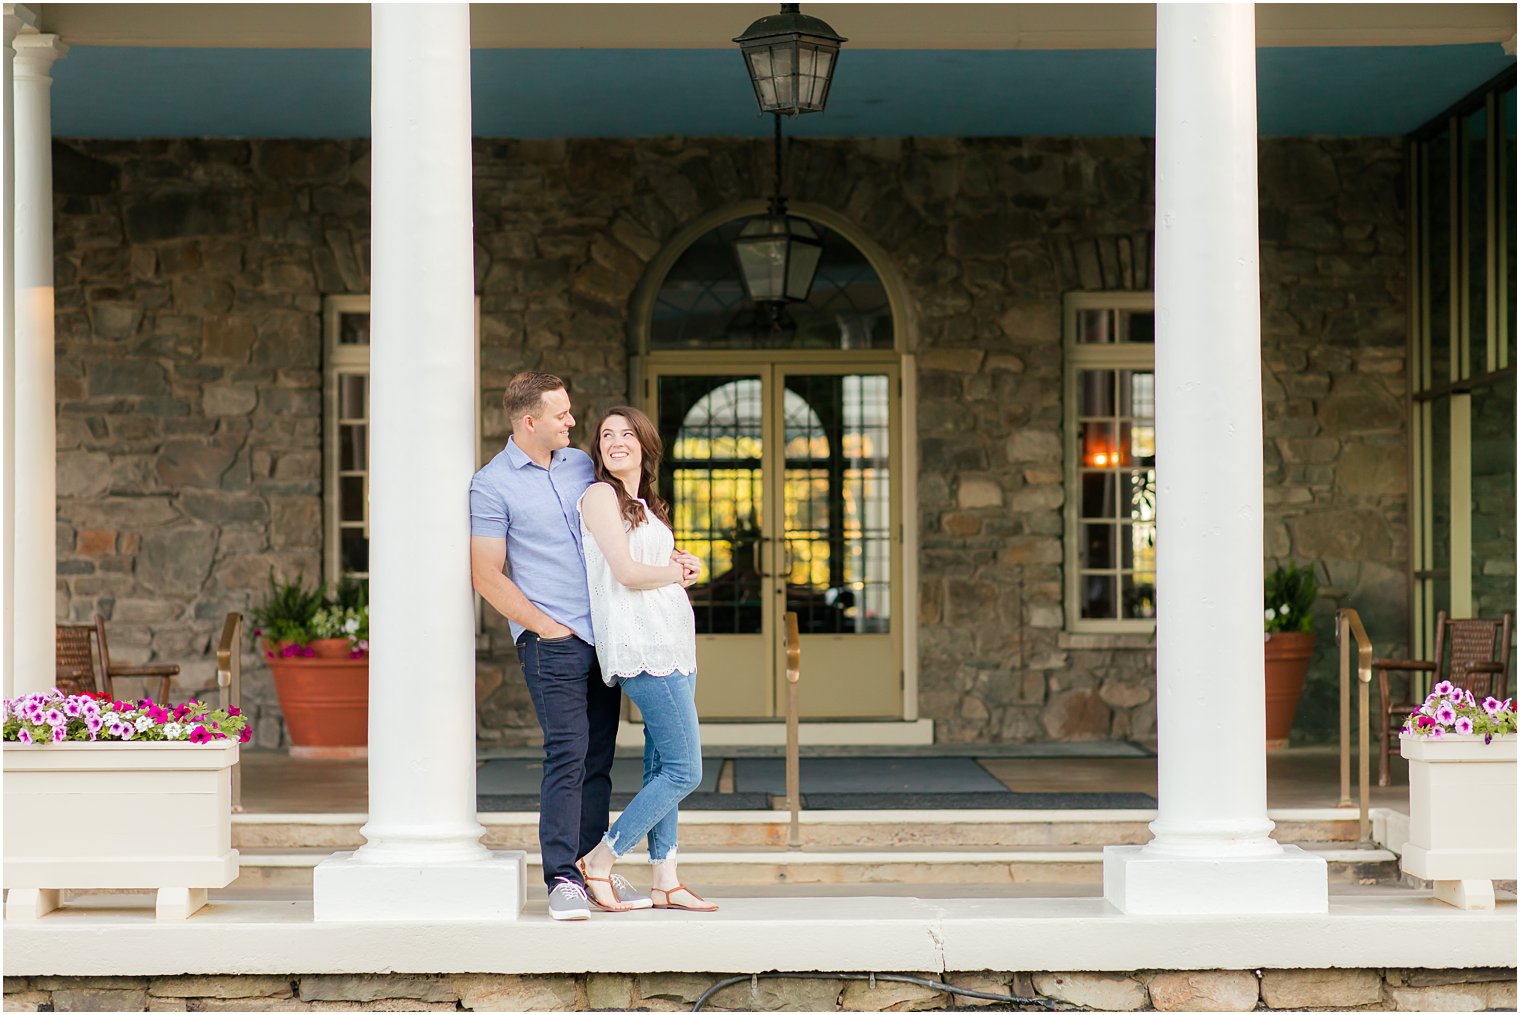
[1376,611,1513,787]
[55,615,181,702]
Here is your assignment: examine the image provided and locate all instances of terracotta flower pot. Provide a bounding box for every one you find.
[1264,630,1315,749]
[309,638,353,659]
[265,641,369,758]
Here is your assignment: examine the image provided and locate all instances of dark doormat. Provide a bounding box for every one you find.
[734,756,1009,795]
[477,791,771,813]
[796,791,1158,809]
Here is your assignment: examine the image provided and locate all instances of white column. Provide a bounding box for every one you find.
[313,2,524,922]
[1102,3,1327,915]
[2,5,38,700]
[10,28,64,698]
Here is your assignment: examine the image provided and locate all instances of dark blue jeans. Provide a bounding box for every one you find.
[516,632,621,890]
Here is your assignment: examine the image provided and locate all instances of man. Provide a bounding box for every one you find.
[469,372,625,921]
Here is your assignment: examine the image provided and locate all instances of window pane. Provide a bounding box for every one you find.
[1472,378,1516,620]
[1427,127,1453,388]
[1122,572,1157,619]
[339,424,367,471]
[1078,370,1115,417]
[1081,574,1117,619]
[1430,395,1451,575]
[339,374,367,420]
[1081,421,1118,468]
[1117,370,1154,418]
[1466,107,1489,376]
[1082,523,1116,569]
[1118,310,1154,344]
[1127,469,1157,522]
[652,219,891,350]
[1506,86,1516,368]
[659,375,765,635]
[339,312,370,346]
[340,475,365,521]
[1077,309,1113,344]
[1081,472,1117,519]
[340,526,369,574]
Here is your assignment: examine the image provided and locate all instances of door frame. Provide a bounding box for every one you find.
[627,203,922,726]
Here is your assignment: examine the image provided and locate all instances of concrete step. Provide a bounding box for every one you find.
[232,808,1367,851]
[231,841,1400,890]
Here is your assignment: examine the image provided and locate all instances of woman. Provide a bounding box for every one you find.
[574,405,717,913]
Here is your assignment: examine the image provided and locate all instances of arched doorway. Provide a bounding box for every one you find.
[631,207,913,721]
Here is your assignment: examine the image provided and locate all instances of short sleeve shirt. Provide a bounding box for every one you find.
[469,437,597,645]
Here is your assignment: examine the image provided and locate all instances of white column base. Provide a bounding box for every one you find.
[1433,879,1496,911]
[313,849,527,922]
[1103,844,1328,915]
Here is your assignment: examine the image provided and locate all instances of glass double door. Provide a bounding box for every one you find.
[645,361,902,719]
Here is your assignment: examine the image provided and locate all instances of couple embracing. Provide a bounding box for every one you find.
[469,372,715,921]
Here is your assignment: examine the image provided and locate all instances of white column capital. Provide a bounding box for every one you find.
[3,5,39,39]
[12,32,65,76]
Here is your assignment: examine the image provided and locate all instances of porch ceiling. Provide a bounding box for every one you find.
[50,42,1516,140]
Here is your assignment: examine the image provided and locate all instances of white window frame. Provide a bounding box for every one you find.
[321,295,483,589]
[1062,290,1157,635]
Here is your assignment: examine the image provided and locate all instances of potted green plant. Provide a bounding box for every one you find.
[1264,561,1317,748]
[252,572,369,758]
[3,690,249,920]
[1399,684,1516,910]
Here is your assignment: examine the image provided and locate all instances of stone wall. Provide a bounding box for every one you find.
[6,967,1515,1011]
[50,135,1409,747]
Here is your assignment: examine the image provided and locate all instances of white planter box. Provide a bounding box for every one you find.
[1399,733,1516,910]
[3,740,239,920]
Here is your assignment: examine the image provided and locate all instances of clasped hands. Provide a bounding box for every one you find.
[671,549,702,588]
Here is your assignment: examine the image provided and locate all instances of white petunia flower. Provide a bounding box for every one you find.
[161,722,185,740]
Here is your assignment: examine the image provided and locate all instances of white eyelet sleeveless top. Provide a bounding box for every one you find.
[579,493,698,684]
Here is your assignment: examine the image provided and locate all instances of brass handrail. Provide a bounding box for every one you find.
[783,611,802,850]
[1336,608,1373,842]
[217,611,244,812]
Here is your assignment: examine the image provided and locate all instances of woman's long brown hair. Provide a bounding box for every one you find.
[591,406,671,529]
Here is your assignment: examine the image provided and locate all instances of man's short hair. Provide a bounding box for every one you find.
[503,372,567,428]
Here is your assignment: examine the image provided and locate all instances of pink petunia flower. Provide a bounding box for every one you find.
[227,705,241,717]
[1428,725,1445,738]
[1435,703,1457,725]
[51,725,66,743]
[43,708,65,727]
[1454,716,1475,735]
[188,725,211,744]
[1433,680,1454,696]
[1417,715,1435,727]
[63,699,82,718]
[17,729,32,744]
[1482,697,1503,716]
[238,726,252,744]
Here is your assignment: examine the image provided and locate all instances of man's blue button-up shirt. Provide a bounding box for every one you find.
[469,437,597,646]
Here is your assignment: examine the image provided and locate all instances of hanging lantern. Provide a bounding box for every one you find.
[734,3,846,116]
[733,213,824,304]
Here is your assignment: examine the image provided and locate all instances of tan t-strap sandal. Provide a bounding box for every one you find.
[651,885,718,912]
[574,858,637,913]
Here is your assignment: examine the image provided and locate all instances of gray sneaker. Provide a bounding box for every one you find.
[610,873,654,910]
[548,877,590,921]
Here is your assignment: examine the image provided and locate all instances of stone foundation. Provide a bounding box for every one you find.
[5,968,1513,1012]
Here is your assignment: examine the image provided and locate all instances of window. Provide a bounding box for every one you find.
[321,296,482,592]
[1064,292,1157,632]
[1408,72,1517,655]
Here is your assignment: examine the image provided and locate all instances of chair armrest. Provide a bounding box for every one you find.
[1370,659,1435,672]
[1458,662,1504,674]
[107,663,181,677]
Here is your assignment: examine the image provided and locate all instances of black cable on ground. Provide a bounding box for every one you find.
[692,971,1057,1011]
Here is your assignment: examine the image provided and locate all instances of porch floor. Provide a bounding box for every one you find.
[235,744,1414,814]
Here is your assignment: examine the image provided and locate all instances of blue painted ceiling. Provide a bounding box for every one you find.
[52,44,1516,139]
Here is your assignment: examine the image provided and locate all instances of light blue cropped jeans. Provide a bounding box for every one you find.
[601,671,701,862]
